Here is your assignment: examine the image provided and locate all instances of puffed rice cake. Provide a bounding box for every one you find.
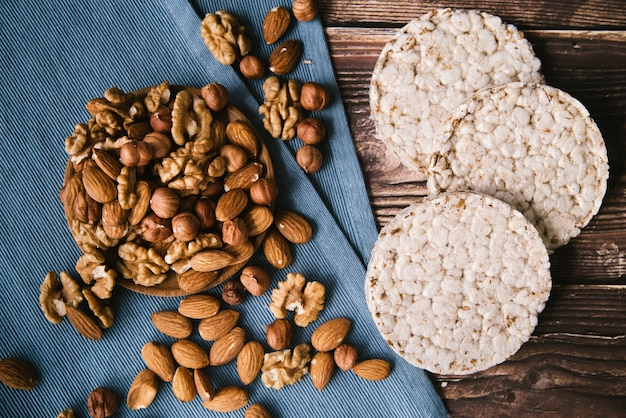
[428,82,609,251]
[365,192,552,375]
[369,8,543,173]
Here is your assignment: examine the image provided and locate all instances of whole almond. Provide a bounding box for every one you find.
[171,366,196,402]
[128,180,151,226]
[225,121,259,157]
[178,294,220,319]
[215,188,248,221]
[190,250,236,272]
[262,6,290,44]
[177,269,219,294]
[265,319,292,350]
[262,228,293,269]
[141,341,176,382]
[269,39,302,75]
[210,326,246,366]
[66,306,103,341]
[242,205,274,237]
[203,386,248,412]
[126,369,159,410]
[334,343,358,371]
[82,165,117,204]
[310,351,335,390]
[93,149,122,180]
[0,357,37,390]
[150,310,193,339]
[225,240,255,265]
[245,404,272,418]
[171,339,210,369]
[101,199,128,225]
[311,317,351,352]
[237,340,265,385]
[194,368,215,402]
[224,162,264,191]
[352,359,391,381]
[274,210,313,244]
[198,309,240,341]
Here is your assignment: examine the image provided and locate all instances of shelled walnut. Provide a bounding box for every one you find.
[201,11,252,65]
[260,343,311,390]
[269,272,325,327]
[259,76,303,140]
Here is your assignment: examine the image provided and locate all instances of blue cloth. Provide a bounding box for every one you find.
[0,1,448,417]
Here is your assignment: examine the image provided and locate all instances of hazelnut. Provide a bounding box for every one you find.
[239,55,265,80]
[172,212,201,242]
[266,319,292,350]
[140,213,173,242]
[239,265,270,296]
[150,187,180,218]
[143,132,172,158]
[149,107,172,133]
[119,140,154,167]
[178,195,199,213]
[201,180,224,198]
[249,178,278,206]
[222,279,246,305]
[292,0,319,22]
[296,144,323,173]
[220,144,248,173]
[300,82,330,111]
[201,83,229,111]
[221,217,249,246]
[334,344,358,371]
[297,117,326,145]
[87,386,118,418]
[194,197,217,230]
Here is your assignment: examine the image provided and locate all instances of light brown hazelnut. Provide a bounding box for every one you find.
[292,0,319,22]
[266,318,292,350]
[143,132,172,158]
[201,179,224,198]
[239,55,265,80]
[201,83,229,111]
[220,144,248,173]
[150,187,180,218]
[87,386,118,418]
[300,82,330,111]
[296,144,323,173]
[249,178,278,206]
[297,117,326,145]
[239,265,270,296]
[172,212,201,242]
[194,197,217,230]
[119,140,154,167]
[150,107,173,133]
[140,213,173,242]
[221,217,249,246]
[222,279,247,305]
[333,343,358,371]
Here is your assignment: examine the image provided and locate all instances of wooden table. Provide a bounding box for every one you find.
[318,1,626,416]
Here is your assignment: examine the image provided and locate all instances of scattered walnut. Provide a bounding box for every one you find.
[269,273,325,327]
[39,271,84,324]
[201,11,252,65]
[82,288,114,329]
[116,242,169,287]
[259,77,303,140]
[260,343,311,390]
[57,408,75,418]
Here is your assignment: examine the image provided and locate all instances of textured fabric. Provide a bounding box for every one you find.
[0,1,447,417]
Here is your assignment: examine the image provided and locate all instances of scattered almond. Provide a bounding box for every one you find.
[198,309,240,341]
[262,6,291,44]
[237,340,265,385]
[334,343,358,371]
[126,369,159,410]
[141,341,176,382]
[178,294,220,319]
[203,385,248,412]
[210,326,246,366]
[269,39,302,75]
[66,305,103,341]
[242,205,274,237]
[0,357,37,390]
[274,209,313,244]
[310,351,335,390]
[352,359,391,381]
[262,228,293,269]
[150,310,193,339]
[171,366,196,402]
[194,368,215,402]
[245,403,272,418]
[310,317,351,352]
[171,339,210,369]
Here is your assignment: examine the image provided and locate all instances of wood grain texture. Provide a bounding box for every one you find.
[319,3,626,416]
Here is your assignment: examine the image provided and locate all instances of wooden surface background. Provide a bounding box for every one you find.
[317,1,626,416]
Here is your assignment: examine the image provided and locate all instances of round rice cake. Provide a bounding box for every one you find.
[365,192,552,375]
[427,82,609,251]
[369,8,543,173]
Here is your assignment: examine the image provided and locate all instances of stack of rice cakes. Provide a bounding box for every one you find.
[366,8,609,375]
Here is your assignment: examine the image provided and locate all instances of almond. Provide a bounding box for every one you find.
[224,239,255,264]
[190,250,236,272]
[66,305,103,341]
[171,366,196,402]
[237,341,265,385]
[128,180,152,225]
[171,339,210,369]
[82,165,117,203]
[334,343,358,371]
[352,359,391,381]
[141,341,176,382]
[274,209,313,244]
[310,351,335,390]
[262,228,293,269]
[127,369,159,410]
[242,205,274,237]
[225,121,259,157]
[150,310,193,339]
[194,368,215,402]
[310,317,351,352]
[198,309,240,341]
[245,404,272,418]
[202,386,248,412]
[210,326,246,366]
[215,188,248,221]
[224,162,264,191]
[93,149,122,180]
[178,294,220,319]
[269,39,302,75]
[262,6,290,44]
[0,357,37,390]
[177,269,219,294]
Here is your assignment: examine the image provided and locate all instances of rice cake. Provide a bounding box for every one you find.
[365,192,551,375]
[428,82,609,251]
[370,8,543,173]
